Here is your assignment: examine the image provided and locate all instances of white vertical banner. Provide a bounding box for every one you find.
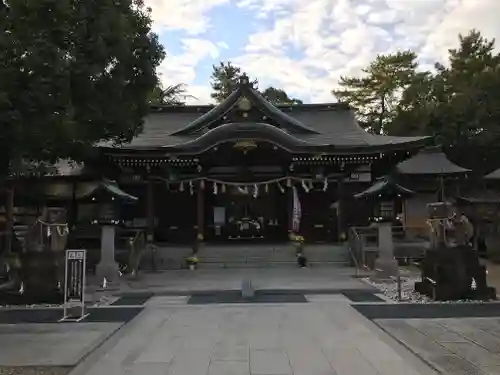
[292,186,302,232]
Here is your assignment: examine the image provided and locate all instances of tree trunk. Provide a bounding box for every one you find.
[379,95,386,135]
[4,182,14,254]
[0,151,13,254]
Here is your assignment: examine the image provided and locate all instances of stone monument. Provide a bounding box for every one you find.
[414,202,496,301]
[371,222,399,280]
[95,203,120,286]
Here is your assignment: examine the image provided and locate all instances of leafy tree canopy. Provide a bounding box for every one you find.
[149,83,196,106]
[210,61,257,102]
[332,51,419,134]
[0,0,165,171]
[210,61,303,105]
[260,87,303,105]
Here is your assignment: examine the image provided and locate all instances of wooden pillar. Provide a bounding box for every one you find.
[146,178,154,243]
[70,181,78,229]
[4,181,14,253]
[196,180,205,239]
[287,180,294,235]
[337,178,344,240]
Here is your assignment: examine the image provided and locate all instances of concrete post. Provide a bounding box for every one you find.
[96,225,119,283]
[372,222,399,280]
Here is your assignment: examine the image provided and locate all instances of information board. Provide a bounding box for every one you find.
[60,249,88,322]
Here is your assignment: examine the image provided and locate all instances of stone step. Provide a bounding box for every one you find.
[198,261,350,269]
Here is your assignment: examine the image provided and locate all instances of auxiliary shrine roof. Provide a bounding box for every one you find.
[396,146,470,175]
[103,75,429,154]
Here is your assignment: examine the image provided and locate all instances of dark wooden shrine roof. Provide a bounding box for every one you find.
[396,146,470,175]
[484,168,500,180]
[456,191,500,204]
[354,176,415,199]
[101,76,429,155]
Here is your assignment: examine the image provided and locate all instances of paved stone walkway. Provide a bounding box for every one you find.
[377,318,500,375]
[71,296,435,375]
[0,323,122,367]
[88,267,371,296]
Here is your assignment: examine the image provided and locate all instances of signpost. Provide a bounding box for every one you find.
[60,249,89,322]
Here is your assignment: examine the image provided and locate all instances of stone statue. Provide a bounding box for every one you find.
[450,212,474,246]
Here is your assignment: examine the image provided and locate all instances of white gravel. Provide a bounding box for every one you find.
[364,276,493,304]
[0,294,119,309]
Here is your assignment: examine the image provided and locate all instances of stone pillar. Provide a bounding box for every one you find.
[96,225,119,282]
[146,178,155,243]
[372,222,399,280]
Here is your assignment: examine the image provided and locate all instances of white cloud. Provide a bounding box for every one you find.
[148,0,500,104]
[145,0,229,34]
[157,39,224,104]
[233,0,500,103]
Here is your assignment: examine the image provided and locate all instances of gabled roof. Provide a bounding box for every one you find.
[484,168,500,180]
[354,176,415,199]
[171,75,318,136]
[396,146,470,175]
[456,190,500,203]
[103,76,430,154]
[81,179,138,202]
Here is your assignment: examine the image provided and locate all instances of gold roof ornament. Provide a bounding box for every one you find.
[237,96,252,111]
[233,140,257,152]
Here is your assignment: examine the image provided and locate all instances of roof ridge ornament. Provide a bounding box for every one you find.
[239,74,251,87]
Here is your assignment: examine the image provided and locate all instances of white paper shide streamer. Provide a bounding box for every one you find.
[292,186,302,232]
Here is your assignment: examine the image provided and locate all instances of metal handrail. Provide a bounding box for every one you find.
[127,230,146,276]
[347,227,362,276]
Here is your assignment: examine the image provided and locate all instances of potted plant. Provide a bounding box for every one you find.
[290,233,305,254]
[186,255,199,270]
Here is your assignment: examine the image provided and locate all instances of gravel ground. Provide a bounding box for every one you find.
[0,367,72,375]
[0,294,119,310]
[364,276,492,304]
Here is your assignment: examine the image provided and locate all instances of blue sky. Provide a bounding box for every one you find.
[146,0,500,104]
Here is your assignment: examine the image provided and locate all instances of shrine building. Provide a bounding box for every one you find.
[83,75,429,244]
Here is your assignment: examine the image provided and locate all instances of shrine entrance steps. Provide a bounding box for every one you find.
[145,244,351,270]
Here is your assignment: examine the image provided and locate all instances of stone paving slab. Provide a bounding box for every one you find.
[90,267,370,295]
[376,318,500,375]
[0,323,122,367]
[70,302,434,375]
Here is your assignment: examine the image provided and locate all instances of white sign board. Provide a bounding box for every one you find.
[60,249,89,322]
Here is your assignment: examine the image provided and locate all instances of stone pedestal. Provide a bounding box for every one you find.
[372,222,399,281]
[96,225,119,284]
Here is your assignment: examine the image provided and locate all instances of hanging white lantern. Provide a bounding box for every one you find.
[221,184,226,193]
[264,184,269,193]
[213,182,218,195]
[323,178,328,192]
[286,178,292,187]
[301,179,310,193]
[189,180,194,195]
[308,180,314,190]
[200,179,205,189]
[179,182,184,192]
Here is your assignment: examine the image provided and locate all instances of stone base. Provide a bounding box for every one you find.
[416,245,497,301]
[371,257,399,281]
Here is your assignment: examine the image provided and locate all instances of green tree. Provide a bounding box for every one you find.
[392,30,500,146]
[0,0,164,166]
[210,61,258,102]
[149,83,196,105]
[332,51,418,134]
[0,0,164,247]
[260,87,303,105]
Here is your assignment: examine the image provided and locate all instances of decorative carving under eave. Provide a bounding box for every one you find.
[233,140,258,153]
